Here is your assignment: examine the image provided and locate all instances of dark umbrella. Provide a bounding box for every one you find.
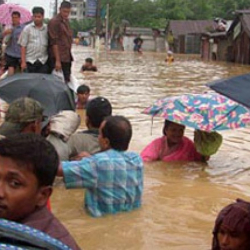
[0,73,75,116]
[207,73,250,109]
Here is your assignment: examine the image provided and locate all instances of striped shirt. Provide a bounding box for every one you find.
[62,149,144,217]
[18,22,48,64]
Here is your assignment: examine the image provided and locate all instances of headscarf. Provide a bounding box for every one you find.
[212,199,250,250]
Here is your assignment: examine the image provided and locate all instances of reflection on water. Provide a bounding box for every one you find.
[52,46,250,250]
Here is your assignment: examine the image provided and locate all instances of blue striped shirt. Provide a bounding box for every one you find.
[62,149,144,217]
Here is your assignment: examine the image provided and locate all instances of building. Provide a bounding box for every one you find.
[166,20,216,54]
[122,27,166,52]
[227,10,250,64]
[201,20,232,61]
[70,0,85,20]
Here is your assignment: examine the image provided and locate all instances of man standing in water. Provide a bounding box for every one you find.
[48,1,73,83]
[19,7,48,73]
[133,34,143,53]
[58,116,144,217]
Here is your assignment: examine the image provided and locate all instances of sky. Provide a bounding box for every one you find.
[6,0,54,18]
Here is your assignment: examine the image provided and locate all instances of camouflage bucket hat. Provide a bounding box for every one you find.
[5,97,44,123]
[0,97,45,137]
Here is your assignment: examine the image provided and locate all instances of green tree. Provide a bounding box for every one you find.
[70,19,95,37]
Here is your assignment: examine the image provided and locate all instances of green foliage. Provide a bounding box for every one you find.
[99,0,250,28]
[66,0,250,32]
[69,19,95,37]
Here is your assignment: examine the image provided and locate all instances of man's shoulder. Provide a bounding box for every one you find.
[95,149,143,163]
[22,23,34,32]
[71,130,98,141]
[22,207,80,249]
[48,16,61,27]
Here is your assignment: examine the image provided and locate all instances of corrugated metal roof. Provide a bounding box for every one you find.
[168,20,217,38]
[236,9,250,14]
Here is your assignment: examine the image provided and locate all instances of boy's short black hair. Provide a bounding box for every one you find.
[85,58,93,64]
[86,97,112,128]
[12,11,21,18]
[60,1,71,9]
[102,116,132,151]
[0,133,59,187]
[32,7,45,16]
[77,84,90,94]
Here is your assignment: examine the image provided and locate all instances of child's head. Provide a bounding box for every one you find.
[85,58,93,67]
[163,120,185,145]
[77,84,90,105]
[212,199,250,250]
[0,133,59,222]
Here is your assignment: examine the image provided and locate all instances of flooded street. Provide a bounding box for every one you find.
[52,46,250,250]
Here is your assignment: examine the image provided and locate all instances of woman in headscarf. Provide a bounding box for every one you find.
[212,199,250,250]
[141,120,204,162]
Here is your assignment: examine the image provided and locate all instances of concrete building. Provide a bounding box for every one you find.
[70,0,85,20]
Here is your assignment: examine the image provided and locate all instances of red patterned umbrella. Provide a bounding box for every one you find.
[0,3,32,25]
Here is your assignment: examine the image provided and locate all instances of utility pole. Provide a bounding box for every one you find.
[105,3,109,50]
[96,0,101,35]
[54,0,58,16]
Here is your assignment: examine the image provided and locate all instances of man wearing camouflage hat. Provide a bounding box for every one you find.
[0,97,45,137]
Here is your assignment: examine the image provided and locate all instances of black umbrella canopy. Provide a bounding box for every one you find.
[207,73,250,109]
[0,73,75,116]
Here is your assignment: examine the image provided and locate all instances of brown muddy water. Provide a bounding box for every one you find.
[52,46,250,250]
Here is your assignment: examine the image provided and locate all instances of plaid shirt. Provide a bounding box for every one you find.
[62,149,143,217]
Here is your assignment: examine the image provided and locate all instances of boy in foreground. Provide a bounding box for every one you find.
[0,133,81,250]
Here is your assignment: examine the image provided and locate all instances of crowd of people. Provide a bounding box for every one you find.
[0,95,249,249]
[0,1,73,83]
[0,1,248,250]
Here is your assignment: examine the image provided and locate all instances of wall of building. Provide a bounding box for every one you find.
[123,36,166,52]
[70,0,85,20]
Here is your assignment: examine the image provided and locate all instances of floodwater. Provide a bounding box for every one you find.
[52,46,250,250]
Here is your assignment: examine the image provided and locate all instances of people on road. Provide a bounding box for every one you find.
[58,116,144,217]
[48,1,73,83]
[0,133,81,250]
[141,119,205,162]
[3,11,24,76]
[19,7,49,73]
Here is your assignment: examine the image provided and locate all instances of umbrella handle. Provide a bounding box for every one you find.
[150,116,154,135]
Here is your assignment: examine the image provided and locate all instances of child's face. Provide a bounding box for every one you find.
[77,92,90,104]
[0,156,49,221]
